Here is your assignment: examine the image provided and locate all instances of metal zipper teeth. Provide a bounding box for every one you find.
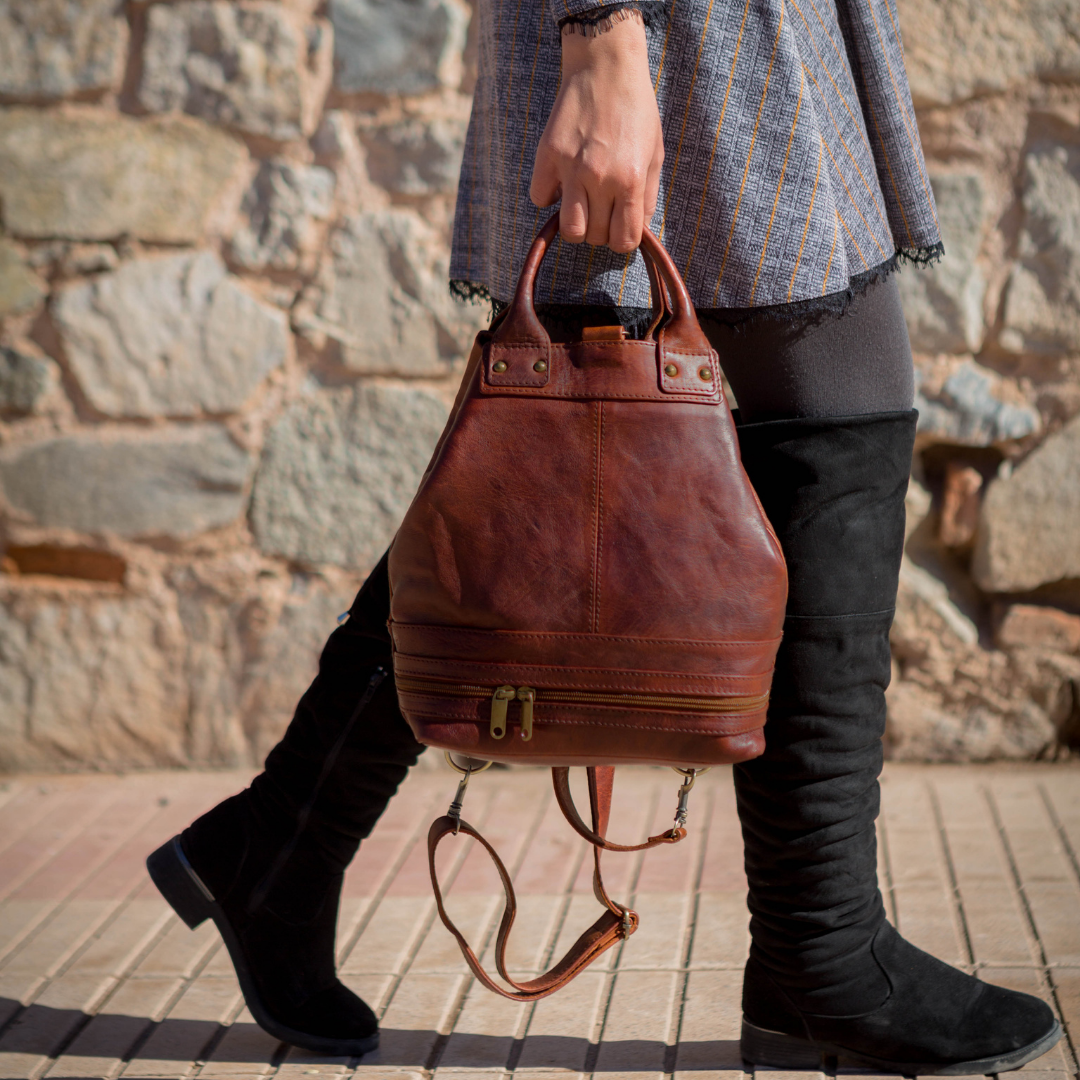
[395,676,769,714]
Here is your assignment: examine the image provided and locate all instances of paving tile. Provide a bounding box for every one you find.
[438,977,528,1068]
[686,894,749,970]
[341,897,433,977]
[697,774,745,896]
[121,974,242,1078]
[198,1007,282,1078]
[0,901,60,970]
[409,897,500,976]
[44,975,179,1078]
[592,970,679,1075]
[1047,968,1079,1068]
[931,779,1036,965]
[374,973,466,1067]
[622,893,690,970]
[478,894,566,977]
[515,969,606,1071]
[674,969,743,1073]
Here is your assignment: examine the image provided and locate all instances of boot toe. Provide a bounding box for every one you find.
[289,981,379,1041]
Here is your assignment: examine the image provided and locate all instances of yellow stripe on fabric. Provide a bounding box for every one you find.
[835,204,868,270]
[654,0,677,91]
[656,0,718,243]
[858,70,914,248]
[818,132,887,260]
[507,4,549,266]
[548,235,564,301]
[682,0,752,278]
[750,69,804,304]
[711,4,786,305]
[581,245,597,302]
[787,0,890,233]
[495,0,529,290]
[799,0,911,242]
[788,137,823,300]
[822,210,839,293]
[616,251,634,305]
[864,0,939,229]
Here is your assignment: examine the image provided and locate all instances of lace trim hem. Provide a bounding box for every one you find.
[449,243,943,334]
[559,2,669,36]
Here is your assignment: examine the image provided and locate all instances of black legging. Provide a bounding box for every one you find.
[537,270,914,422]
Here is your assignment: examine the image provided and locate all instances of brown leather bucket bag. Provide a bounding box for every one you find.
[387,214,787,1000]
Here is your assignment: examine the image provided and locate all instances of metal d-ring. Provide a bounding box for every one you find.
[444,752,493,833]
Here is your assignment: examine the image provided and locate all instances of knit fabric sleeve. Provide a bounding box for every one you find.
[553,1,668,35]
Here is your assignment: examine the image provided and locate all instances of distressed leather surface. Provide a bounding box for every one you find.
[389,216,788,768]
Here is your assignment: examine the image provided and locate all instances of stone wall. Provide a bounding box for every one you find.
[0,0,1077,771]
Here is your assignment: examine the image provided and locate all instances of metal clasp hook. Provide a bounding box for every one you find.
[670,767,711,834]
[444,752,493,834]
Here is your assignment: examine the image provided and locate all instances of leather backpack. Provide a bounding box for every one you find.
[388,215,787,1000]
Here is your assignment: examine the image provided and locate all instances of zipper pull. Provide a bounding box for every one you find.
[516,687,536,741]
[490,686,516,739]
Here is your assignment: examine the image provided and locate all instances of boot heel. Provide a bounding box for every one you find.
[147,836,216,930]
[741,1018,823,1069]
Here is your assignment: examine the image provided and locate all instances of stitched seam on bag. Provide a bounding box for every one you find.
[394,626,784,646]
[406,709,764,733]
[396,662,767,682]
[478,388,720,402]
[595,403,606,634]
[399,677,762,692]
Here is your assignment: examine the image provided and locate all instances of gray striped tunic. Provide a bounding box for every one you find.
[449,0,941,313]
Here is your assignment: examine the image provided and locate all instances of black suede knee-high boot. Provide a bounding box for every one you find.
[147,553,424,1055]
[734,412,1060,1074]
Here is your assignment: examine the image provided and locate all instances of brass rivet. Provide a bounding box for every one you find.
[492,360,508,374]
[533,359,548,373]
[699,366,713,381]
[664,363,678,377]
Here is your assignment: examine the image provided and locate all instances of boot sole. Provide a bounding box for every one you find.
[741,1016,1062,1075]
[147,836,380,1057]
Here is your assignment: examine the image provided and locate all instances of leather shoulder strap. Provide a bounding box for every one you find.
[427,765,675,1000]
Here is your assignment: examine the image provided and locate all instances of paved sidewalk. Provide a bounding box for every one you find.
[0,763,1076,1080]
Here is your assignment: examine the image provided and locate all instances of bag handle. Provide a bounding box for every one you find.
[428,765,679,1001]
[491,214,712,360]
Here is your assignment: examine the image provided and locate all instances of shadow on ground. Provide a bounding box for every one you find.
[0,999,745,1071]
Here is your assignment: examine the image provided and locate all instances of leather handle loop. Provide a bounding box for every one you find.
[491,214,711,358]
[427,810,634,1002]
[552,767,687,852]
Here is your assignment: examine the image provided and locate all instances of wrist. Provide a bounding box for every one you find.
[560,12,649,76]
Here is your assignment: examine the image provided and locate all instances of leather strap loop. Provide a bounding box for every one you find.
[552,767,686,852]
[427,766,652,1000]
[492,214,712,359]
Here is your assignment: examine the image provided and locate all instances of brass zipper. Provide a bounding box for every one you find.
[395,675,768,741]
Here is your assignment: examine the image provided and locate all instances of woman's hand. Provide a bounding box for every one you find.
[529,15,664,254]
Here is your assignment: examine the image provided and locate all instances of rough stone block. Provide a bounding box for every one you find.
[0,0,128,101]
[973,413,1080,592]
[0,239,45,317]
[306,210,483,376]
[0,426,253,539]
[897,173,987,354]
[0,589,190,772]
[898,0,1080,107]
[360,115,467,196]
[139,1,333,141]
[914,359,1041,446]
[53,251,289,418]
[996,605,1080,654]
[230,159,335,273]
[1000,141,1080,357]
[0,108,247,243]
[250,383,449,569]
[0,346,56,415]
[329,0,468,95]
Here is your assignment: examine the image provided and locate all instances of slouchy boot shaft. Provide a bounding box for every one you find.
[734,412,915,1016]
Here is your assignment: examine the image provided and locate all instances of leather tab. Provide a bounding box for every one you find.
[485,343,552,388]
[658,347,722,398]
